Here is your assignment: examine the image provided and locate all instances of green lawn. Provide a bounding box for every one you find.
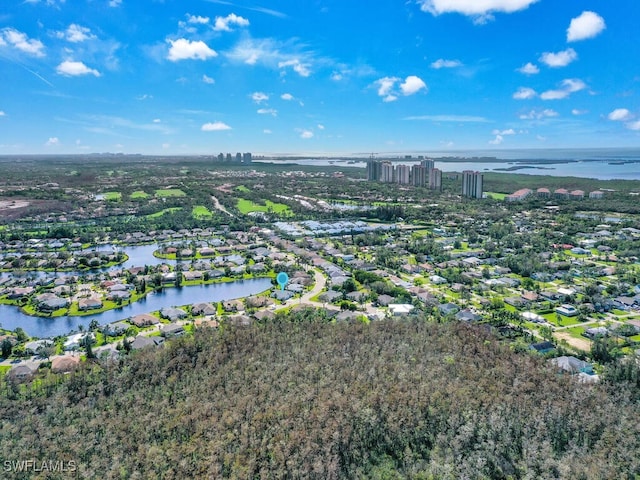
[146,207,183,218]
[541,312,584,326]
[103,191,122,201]
[155,188,186,198]
[236,185,250,193]
[130,190,150,199]
[236,198,292,215]
[486,192,507,200]
[192,205,213,219]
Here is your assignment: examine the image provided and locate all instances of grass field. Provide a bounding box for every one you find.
[236,185,250,193]
[103,191,122,201]
[146,207,183,218]
[486,192,507,200]
[130,191,150,199]
[155,189,186,198]
[236,198,292,215]
[192,205,213,219]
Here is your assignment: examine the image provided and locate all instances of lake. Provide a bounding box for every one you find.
[0,278,273,338]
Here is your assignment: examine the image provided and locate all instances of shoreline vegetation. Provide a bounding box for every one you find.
[0,273,274,319]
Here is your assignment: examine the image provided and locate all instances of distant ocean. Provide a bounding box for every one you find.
[257,148,640,180]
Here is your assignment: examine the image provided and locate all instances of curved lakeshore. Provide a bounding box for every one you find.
[0,277,273,338]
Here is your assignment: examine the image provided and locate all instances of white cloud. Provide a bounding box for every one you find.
[278,59,311,77]
[513,87,536,100]
[214,13,250,32]
[162,143,170,149]
[330,71,343,81]
[540,78,587,100]
[45,137,60,146]
[281,93,294,101]
[519,109,558,120]
[418,0,538,18]
[136,94,152,100]
[626,120,640,131]
[571,109,588,116]
[517,62,539,74]
[224,37,317,76]
[108,0,122,6]
[400,75,427,95]
[56,24,95,43]
[187,14,210,24]
[298,129,314,139]
[376,76,399,97]
[153,118,161,123]
[0,111,5,117]
[539,48,577,68]
[263,129,272,134]
[489,135,503,145]
[608,108,633,121]
[251,92,269,104]
[167,38,217,61]
[56,60,101,77]
[375,75,425,101]
[1,28,45,57]
[257,108,277,116]
[567,11,605,42]
[201,121,231,131]
[202,74,215,84]
[431,58,462,69]
[492,128,515,135]
[317,124,325,130]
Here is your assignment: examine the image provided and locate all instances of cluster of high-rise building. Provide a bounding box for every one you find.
[367,159,442,191]
[215,152,253,163]
[366,159,484,198]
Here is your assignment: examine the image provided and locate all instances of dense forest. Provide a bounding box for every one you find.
[1,315,639,479]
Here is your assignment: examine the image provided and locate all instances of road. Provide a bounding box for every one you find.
[275,268,327,311]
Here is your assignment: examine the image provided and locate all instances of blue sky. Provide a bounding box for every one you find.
[1,0,639,155]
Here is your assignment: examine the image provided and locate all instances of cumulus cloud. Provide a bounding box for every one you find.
[263,129,272,134]
[1,28,45,57]
[608,108,633,121]
[214,13,249,32]
[56,60,101,76]
[539,48,577,68]
[513,87,536,100]
[167,38,217,61]
[56,24,95,43]
[567,11,605,42]
[0,111,5,117]
[251,92,269,104]
[281,93,294,101]
[431,58,462,69]
[375,75,426,101]
[187,14,210,24]
[201,121,231,131]
[202,74,215,84]
[540,78,586,100]
[517,62,539,74]
[571,109,588,116]
[492,128,515,135]
[417,0,538,19]
[317,124,325,130]
[519,109,558,120]
[298,129,314,139]
[45,137,60,146]
[257,108,277,116]
[400,75,427,95]
[489,135,504,145]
